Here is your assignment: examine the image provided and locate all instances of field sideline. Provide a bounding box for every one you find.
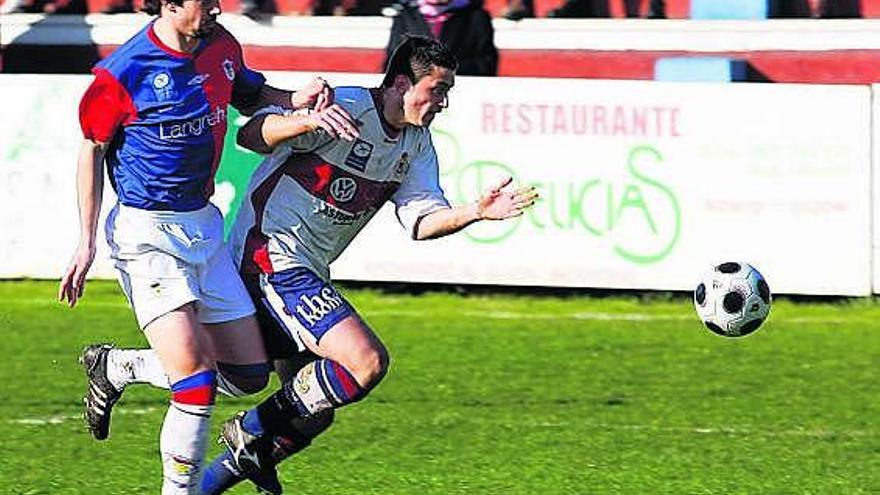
[0,280,877,494]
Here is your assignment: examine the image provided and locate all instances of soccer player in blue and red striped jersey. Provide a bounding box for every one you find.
[58,0,357,492]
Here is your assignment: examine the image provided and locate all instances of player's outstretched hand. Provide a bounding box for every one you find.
[293,76,333,111]
[59,244,96,308]
[306,104,360,142]
[477,176,539,221]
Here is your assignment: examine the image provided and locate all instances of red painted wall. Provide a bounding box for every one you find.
[242,46,880,84]
[13,0,871,16]
[7,43,880,84]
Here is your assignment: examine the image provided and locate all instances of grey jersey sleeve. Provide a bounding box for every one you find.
[391,132,451,237]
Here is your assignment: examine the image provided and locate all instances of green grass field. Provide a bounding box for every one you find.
[1,280,877,494]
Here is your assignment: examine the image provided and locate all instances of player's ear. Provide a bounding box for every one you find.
[393,75,412,95]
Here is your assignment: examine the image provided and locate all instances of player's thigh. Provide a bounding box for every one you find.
[259,267,387,371]
[107,205,203,330]
[203,314,268,365]
[197,247,266,365]
[143,302,215,383]
[197,247,257,330]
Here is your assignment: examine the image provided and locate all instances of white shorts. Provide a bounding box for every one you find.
[105,203,255,329]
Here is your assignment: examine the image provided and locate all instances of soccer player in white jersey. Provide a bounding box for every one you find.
[198,36,538,494]
[57,0,357,491]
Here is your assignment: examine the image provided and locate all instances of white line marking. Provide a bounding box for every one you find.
[364,309,848,325]
[11,409,869,438]
[1,298,853,324]
[11,407,158,426]
[525,421,872,438]
[3,298,130,309]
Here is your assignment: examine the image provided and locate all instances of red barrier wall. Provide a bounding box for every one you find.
[6,43,880,84]
[6,0,875,17]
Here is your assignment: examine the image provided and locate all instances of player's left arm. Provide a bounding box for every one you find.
[237,104,357,154]
[262,77,333,111]
[235,78,331,115]
[394,136,537,241]
[226,32,334,115]
[413,177,537,240]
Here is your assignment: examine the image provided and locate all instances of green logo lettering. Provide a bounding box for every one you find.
[438,129,681,264]
[612,145,681,264]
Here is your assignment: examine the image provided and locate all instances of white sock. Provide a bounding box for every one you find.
[106,349,246,397]
[106,349,169,391]
[160,401,212,494]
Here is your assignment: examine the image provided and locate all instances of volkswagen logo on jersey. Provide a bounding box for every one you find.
[222,59,235,81]
[329,177,357,203]
[344,139,373,171]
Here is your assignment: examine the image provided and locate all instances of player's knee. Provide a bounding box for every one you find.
[167,345,216,378]
[217,372,269,397]
[349,344,390,390]
[216,362,272,397]
[171,357,216,380]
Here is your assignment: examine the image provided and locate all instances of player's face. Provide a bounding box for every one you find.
[403,66,455,127]
[178,0,221,38]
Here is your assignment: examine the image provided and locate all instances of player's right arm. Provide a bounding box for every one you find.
[237,104,358,154]
[59,139,108,307]
[59,69,136,307]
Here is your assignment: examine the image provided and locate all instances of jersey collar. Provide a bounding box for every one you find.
[147,21,201,58]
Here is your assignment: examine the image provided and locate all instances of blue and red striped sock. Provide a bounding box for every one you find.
[249,359,362,438]
[161,369,217,493]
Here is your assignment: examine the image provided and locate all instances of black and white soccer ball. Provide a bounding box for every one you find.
[694,262,771,338]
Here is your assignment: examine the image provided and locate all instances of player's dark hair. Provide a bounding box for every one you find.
[141,0,185,16]
[381,35,458,88]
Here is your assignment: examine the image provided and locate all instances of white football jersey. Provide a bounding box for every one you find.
[229,86,450,280]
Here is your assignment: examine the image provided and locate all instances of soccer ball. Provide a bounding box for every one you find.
[694,262,771,337]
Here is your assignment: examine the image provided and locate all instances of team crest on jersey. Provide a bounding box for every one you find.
[294,362,315,395]
[169,455,198,476]
[329,177,357,203]
[344,139,373,171]
[222,59,235,81]
[151,71,174,101]
[394,152,410,178]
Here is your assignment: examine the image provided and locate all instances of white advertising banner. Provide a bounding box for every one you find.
[0,75,119,279]
[872,84,880,293]
[0,74,873,295]
[263,73,872,295]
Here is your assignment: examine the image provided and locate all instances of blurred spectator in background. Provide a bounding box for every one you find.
[502,0,533,20]
[545,0,666,18]
[766,0,859,17]
[546,0,606,17]
[646,0,665,17]
[817,0,860,17]
[769,0,810,16]
[310,0,385,15]
[385,0,497,76]
[10,0,85,13]
[308,0,353,15]
[100,0,136,13]
[240,0,276,20]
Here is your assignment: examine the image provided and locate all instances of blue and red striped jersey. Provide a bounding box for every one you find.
[79,21,266,211]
